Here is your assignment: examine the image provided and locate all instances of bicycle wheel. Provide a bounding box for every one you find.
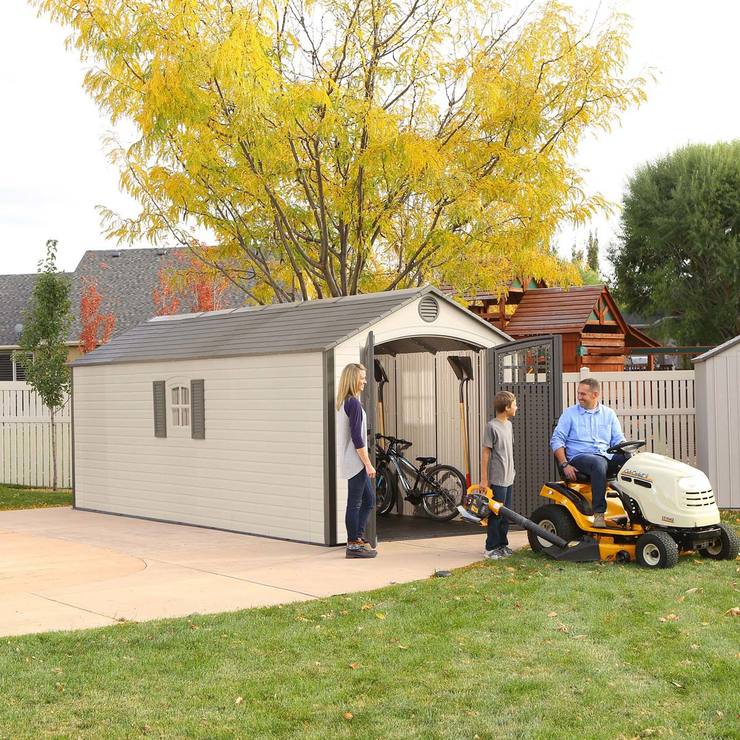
[375,462,396,515]
[421,464,466,521]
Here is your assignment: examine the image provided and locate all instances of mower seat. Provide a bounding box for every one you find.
[416,456,436,465]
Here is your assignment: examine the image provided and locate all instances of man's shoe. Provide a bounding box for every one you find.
[346,545,378,558]
[593,513,606,528]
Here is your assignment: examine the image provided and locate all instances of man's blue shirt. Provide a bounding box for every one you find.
[550,403,625,460]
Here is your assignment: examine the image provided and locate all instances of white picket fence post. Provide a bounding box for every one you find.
[562,370,696,466]
[0,382,72,488]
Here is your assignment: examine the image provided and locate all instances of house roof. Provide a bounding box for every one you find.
[73,286,509,367]
[504,285,607,336]
[0,273,44,346]
[1,247,246,348]
[693,334,740,363]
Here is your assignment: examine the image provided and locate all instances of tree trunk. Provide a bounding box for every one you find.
[50,406,57,492]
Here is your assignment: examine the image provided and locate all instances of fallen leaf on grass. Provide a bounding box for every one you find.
[685,587,700,594]
[690,644,700,650]
[235,697,243,705]
[361,603,373,610]
[716,710,724,718]
[398,645,408,650]
[572,634,587,640]
[375,612,386,620]
[296,616,310,622]
[658,614,680,622]
[556,622,569,633]
[349,663,360,670]
[724,607,740,617]
[671,680,684,689]
[343,712,353,721]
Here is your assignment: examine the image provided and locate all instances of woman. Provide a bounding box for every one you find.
[336,363,378,559]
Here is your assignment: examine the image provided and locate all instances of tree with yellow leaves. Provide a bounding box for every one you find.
[35,0,645,301]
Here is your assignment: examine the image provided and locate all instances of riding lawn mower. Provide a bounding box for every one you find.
[459,441,739,568]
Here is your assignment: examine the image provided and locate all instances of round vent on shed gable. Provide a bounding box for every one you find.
[418,295,439,322]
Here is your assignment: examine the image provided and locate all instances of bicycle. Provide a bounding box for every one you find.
[374,434,466,521]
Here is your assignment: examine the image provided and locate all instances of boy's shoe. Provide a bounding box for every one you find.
[346,544,378,559]
[502,546,514,556]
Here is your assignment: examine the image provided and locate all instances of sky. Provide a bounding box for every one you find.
[1,0,739,276]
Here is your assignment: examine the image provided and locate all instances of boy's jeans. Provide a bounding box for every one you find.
[485,484,513,551]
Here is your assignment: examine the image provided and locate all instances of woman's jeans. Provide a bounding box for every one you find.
[485,484,513,551]
[346,468,375,542]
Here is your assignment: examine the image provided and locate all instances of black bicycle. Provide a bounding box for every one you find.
[374,434,466,521]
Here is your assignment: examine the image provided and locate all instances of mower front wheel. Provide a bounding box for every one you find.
[528,505,580,553]
[636,531,679,569]
[698,522,740,560]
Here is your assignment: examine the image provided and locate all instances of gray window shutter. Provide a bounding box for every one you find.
[153,381,167,438]
[191,379,205,439]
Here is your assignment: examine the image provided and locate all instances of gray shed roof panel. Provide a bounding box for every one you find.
[72,288,443,366]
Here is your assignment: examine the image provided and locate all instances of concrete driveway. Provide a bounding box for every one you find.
[0,507,527,637]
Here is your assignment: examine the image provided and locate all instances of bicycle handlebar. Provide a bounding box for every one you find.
[375,433,412,450]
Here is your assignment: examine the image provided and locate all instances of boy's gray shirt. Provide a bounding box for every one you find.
[483,418,515,486]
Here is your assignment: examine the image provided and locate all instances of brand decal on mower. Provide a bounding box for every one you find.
[622,469,653,482]
[661,515,675,523]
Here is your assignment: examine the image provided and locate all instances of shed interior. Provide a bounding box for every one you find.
[372,336,487,540]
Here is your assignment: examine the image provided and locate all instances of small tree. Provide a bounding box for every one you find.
[586,231,600,274]
[16,240,72,490]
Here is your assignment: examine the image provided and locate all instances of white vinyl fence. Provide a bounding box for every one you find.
[563,370,696,466]
[0,382,72,488]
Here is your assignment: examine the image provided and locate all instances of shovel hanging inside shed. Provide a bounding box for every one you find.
[374,359,389,438]
[447,355,474,487]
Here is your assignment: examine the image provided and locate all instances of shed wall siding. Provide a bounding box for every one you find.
[74,353,326,542]
[695,343,740,508]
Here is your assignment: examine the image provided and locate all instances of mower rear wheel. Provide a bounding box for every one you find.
[698,522,740,560]
[528,505,580,552]
[636,531,678,569]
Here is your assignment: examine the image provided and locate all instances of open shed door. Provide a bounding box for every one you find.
[487,336,562,517]
[361,332,377,546]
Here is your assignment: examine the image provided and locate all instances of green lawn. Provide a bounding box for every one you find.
[0,515,738,738]
[0,483,72,511]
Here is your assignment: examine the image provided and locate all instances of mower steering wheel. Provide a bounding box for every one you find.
[607,440,646,454]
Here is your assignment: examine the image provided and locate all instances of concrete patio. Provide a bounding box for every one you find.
[0,507,527,637]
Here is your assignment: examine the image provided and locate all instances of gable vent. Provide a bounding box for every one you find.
[419,295,439,322]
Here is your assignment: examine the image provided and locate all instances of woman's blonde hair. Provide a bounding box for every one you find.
[336,363,366,410]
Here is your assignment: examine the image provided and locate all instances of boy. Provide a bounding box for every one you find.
[480,391,517,559]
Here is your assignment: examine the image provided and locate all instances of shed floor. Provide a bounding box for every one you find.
[377,514,486,541]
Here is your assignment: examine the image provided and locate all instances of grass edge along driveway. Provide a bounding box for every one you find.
[0,513,738,738]
[0,483,72,511]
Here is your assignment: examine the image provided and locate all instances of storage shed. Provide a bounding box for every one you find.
[72,287,509,544]
[693,335,740,509]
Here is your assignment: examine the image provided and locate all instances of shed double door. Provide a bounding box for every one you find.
[361,333,562,537]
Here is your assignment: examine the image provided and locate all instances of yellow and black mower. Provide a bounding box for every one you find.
[459,441,739,568]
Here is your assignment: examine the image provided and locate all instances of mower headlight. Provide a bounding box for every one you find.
[678,475,709,491]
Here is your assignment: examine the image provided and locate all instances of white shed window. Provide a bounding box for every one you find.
[171,385,190,427]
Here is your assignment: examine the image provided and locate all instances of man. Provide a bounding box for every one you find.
[550,377,626,528]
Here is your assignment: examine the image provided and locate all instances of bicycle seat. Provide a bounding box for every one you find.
[416,456,436,465]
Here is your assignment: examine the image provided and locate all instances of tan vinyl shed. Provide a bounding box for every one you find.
[693,335,740,509]
[71,287,510,544]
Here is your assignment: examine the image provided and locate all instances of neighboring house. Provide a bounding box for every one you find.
[466,283,660,372]
[0,247,246,379]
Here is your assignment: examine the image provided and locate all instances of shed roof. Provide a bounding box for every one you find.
[692,334,740,363]
[73,286,506,367]
[504,285,606,336]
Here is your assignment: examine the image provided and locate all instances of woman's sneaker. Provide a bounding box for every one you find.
[356,538,377,552]
[346,544,377,558]
[483,548,504,560]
